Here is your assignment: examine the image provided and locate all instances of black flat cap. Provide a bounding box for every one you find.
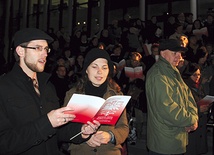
[13,28,54,47]
[159,39,188,52]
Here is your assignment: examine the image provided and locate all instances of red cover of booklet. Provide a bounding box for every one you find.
[65,94,131,125]
[197,95,214,107]
[124,66,143,79]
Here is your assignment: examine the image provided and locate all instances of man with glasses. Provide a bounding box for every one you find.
[0,28,100,154]
[146,39,198,155]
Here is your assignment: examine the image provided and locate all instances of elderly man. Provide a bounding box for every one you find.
[146,39,198,155]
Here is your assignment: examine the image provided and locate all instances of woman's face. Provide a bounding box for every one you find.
[190,69,201,83]
[194,20,201,29]
[77,55,84,64]
[92,37,98,46]
[64,50,71,58]
[86,58,109,87]
[113,47,121,56]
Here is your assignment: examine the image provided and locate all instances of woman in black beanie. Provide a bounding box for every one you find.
[64,48,129,155]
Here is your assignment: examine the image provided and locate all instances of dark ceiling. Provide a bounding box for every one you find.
[108,0,187,10]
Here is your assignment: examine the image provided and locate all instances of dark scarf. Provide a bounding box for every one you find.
[85,80,107,98]
[184,77,200,92]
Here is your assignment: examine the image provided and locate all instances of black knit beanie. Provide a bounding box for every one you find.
[82,48,114,77]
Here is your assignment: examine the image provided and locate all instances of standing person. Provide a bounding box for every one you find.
[50,65,70,107]
[182,63,209,155]
[146,39,198,155]
[0,28,100,155]
[142,43,160,76]
[169,23,187,41]
[119,52,146,140]
[64,48,129,155]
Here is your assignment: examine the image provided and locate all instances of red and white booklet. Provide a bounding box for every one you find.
[65,94,131,125]
[124,66,143,79]
[197,95,214,107]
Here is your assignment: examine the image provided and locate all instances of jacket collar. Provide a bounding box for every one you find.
[11,63,51,86]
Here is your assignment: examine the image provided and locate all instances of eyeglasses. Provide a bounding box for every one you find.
[192,73,201,77]
[21,45,51,53]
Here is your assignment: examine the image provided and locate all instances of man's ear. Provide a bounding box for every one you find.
[160,50,165,58]
[16,46,25,58]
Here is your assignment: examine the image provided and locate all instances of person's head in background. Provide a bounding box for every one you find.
[192,19,203,30]
[205,43,214,55]
[100,29,109,38]
[151,16,157,24]
[57,57,66,66]
[130,52,142,67]
[63,47,72,59]
[61,48,75,69]
[73,28,81,38]
[185,13,193,24]
[56,65,67,79]
[183,63,201,84]
[111,43,123,56]
[177,12,185,24]
[75,54,84,66]
[159,39,187,67]
[206,14,214,25]
[195,48,208,65]
[167,15,176,25]
[151,43,159,61]
[173,23,184,34]
[151,43,159,55]
[89,35,99,47]
[188,35,198,46]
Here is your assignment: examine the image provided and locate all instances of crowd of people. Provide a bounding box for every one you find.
[0,10,214,155]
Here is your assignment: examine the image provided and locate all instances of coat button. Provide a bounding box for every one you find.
[93,148,97,152]
[48,134,53,138]
[35,140,42,144]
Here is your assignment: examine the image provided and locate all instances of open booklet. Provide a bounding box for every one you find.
[124,66,143,79]
[65,94,131,125]
[197,95,214,107]
[193,27,208,37]
[113,59,126,71]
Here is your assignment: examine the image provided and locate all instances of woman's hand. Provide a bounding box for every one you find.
[86,134,102,147]
[93,131,111,144]
[86,131,112,147]
[81,120,100,138]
